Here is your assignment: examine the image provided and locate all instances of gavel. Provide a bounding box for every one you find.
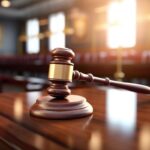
[30,48,150,119]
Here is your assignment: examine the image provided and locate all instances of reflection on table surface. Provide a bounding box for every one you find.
[0,87,149,150]
[106,89,137,132]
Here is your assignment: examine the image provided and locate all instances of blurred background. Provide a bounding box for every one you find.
[0,0,149,92]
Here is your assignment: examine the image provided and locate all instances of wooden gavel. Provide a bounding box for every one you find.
[30,48,150,119]
[48,48,150,98]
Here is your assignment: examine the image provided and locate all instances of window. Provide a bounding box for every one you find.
[26,19,40,54]
[107,0,136,48]
[48,12,65,50]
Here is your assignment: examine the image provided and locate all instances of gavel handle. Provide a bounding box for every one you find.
[73,70,150,94]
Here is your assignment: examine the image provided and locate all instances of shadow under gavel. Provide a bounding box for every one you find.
[30,48,150,119]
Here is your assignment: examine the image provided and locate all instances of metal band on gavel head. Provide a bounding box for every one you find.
[48,48,75,82]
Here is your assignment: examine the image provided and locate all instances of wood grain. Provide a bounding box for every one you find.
[0,87,149,149]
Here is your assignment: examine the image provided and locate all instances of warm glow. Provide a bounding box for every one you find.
[14,97,23,121]
[1,0,11,8]
[139,125,150,150]
[69,8,87,38]
[107,0,136,48]
[89,131,102,150]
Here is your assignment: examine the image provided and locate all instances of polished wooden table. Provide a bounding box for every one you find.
[0,87,150,150]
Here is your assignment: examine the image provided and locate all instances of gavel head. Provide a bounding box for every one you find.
[47,48,75,98]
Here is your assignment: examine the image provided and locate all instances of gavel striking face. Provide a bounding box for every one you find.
[48,48,150,98]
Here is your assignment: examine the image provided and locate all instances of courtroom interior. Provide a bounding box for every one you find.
[0,0,150,149]
[0,0,149,92]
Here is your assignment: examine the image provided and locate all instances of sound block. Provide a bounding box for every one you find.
[30,95,93,119]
